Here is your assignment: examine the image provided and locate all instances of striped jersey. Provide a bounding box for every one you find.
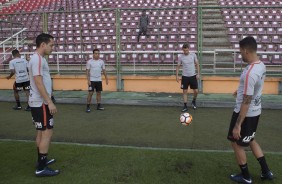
[9,58,29,83]
[234,61,266,117]
[28,53,52,107]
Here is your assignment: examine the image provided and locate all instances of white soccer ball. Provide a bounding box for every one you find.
[180,113,193,126]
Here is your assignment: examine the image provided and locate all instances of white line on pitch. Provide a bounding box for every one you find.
[1,138,282,155]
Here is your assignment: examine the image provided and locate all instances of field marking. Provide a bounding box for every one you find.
[1,138,282,155]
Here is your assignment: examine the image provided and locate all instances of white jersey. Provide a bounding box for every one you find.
[234,61,266,117]
[177,53,198,77]
[86,59,105,81]
[28,53,52,107]
[9,58,29,83]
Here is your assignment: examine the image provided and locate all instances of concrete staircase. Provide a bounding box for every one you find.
[198,0,235,74]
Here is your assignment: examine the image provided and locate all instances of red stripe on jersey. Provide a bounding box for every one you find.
[244,64,255,95]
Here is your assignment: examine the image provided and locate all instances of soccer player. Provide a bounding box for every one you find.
[137,10,149,42]
[86,48,108,112]
[227,36,273,184]
[29,33,59,177]
[176,43,200,112]
[6,49,31,111]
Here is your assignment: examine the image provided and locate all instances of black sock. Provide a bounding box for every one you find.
[98,103,101,107]
[184,103,187,107]
[257,156,270,173]
[87,104,90,108]
[16,100,21,107]
[37,153,47,170]
[239,163,251,179]
[192,98,196,102]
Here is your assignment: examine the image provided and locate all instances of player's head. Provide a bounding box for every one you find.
[36,33,54,55]
[182,43,189,55]
[25,54,31,61]
[142,10,146,15]
[93,48,100,60]
[12,49,20,58]
[239,36,257,63]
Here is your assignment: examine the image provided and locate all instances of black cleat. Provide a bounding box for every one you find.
[191,101,197,109]
[260,171,273,180]
[86,107,91,113]
[35,167,59,177]
[13,106,22,110]
[230,173,252,184]
[97,106,105,110]
[36,158,56,168]
[25,106,31,111]
[181,107,188,112]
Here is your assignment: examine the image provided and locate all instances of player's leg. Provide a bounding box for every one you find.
[230,143,252,183]
[181,76,189,112]
[137,28,144,42]
[227,112,252,183]
[96,81,104,110]
[23,81,31,111]
[190,75,198,109]
[86,81,95,112]
[32,105,59,176]
[13,82,22,110]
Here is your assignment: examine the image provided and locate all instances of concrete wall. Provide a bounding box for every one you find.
[0,75,281,94]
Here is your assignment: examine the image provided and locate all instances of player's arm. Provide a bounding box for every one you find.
[195,58,200,79]
[176,63,181,83]
[232,95,252,140]
[86,69,91,86]
[102,69,108,85]
[6,69,15,79]
[34,75,57,114]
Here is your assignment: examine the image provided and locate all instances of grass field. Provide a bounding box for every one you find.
[0,102,281,184]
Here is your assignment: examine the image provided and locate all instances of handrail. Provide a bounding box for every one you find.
[0,28,27,45]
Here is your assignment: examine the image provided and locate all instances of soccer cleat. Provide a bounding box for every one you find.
[191,101,197,109]
[35,167,60,177]
[25,106,31,111]
[230,174,252,184]
[36,158,56,168]
[181,107,188,112]
[260,171,273,180]
[13,106,22,110]
[97,106,105,110]
[86,107,91,113]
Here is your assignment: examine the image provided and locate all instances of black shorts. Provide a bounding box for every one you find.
[181,75,198,90]
[13,81,30,91]
[88,81,103,92]
[227,111,259,147]
[31,104,54,130]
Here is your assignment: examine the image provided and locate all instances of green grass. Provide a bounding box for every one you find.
[0,102,281,183]
[0,141,282,184]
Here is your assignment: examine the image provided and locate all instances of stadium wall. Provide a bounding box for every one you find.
[0,75,281,94]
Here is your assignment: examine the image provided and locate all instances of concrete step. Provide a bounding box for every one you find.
[202,19,225,24]
[202,14,223,19]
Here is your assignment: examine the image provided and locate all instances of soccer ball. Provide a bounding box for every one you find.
[180,113,193,126]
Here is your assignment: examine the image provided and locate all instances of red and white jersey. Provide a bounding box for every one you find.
[234,61,266,117]
[28,53,52,107]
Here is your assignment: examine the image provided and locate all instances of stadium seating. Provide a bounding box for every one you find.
[220,0,282,64]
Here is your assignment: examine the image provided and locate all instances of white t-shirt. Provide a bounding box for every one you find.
[177,53,198,77]
[234,61,266,117]
[28,53,52,107]
[9,58,29,83]
[86,59,105,81]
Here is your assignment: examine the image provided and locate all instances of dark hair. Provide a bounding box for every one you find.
[239,36,257,52]
[182,43,189,49]
[93,48,100,53]
[12,49,20,57]
[36,33,54,48]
